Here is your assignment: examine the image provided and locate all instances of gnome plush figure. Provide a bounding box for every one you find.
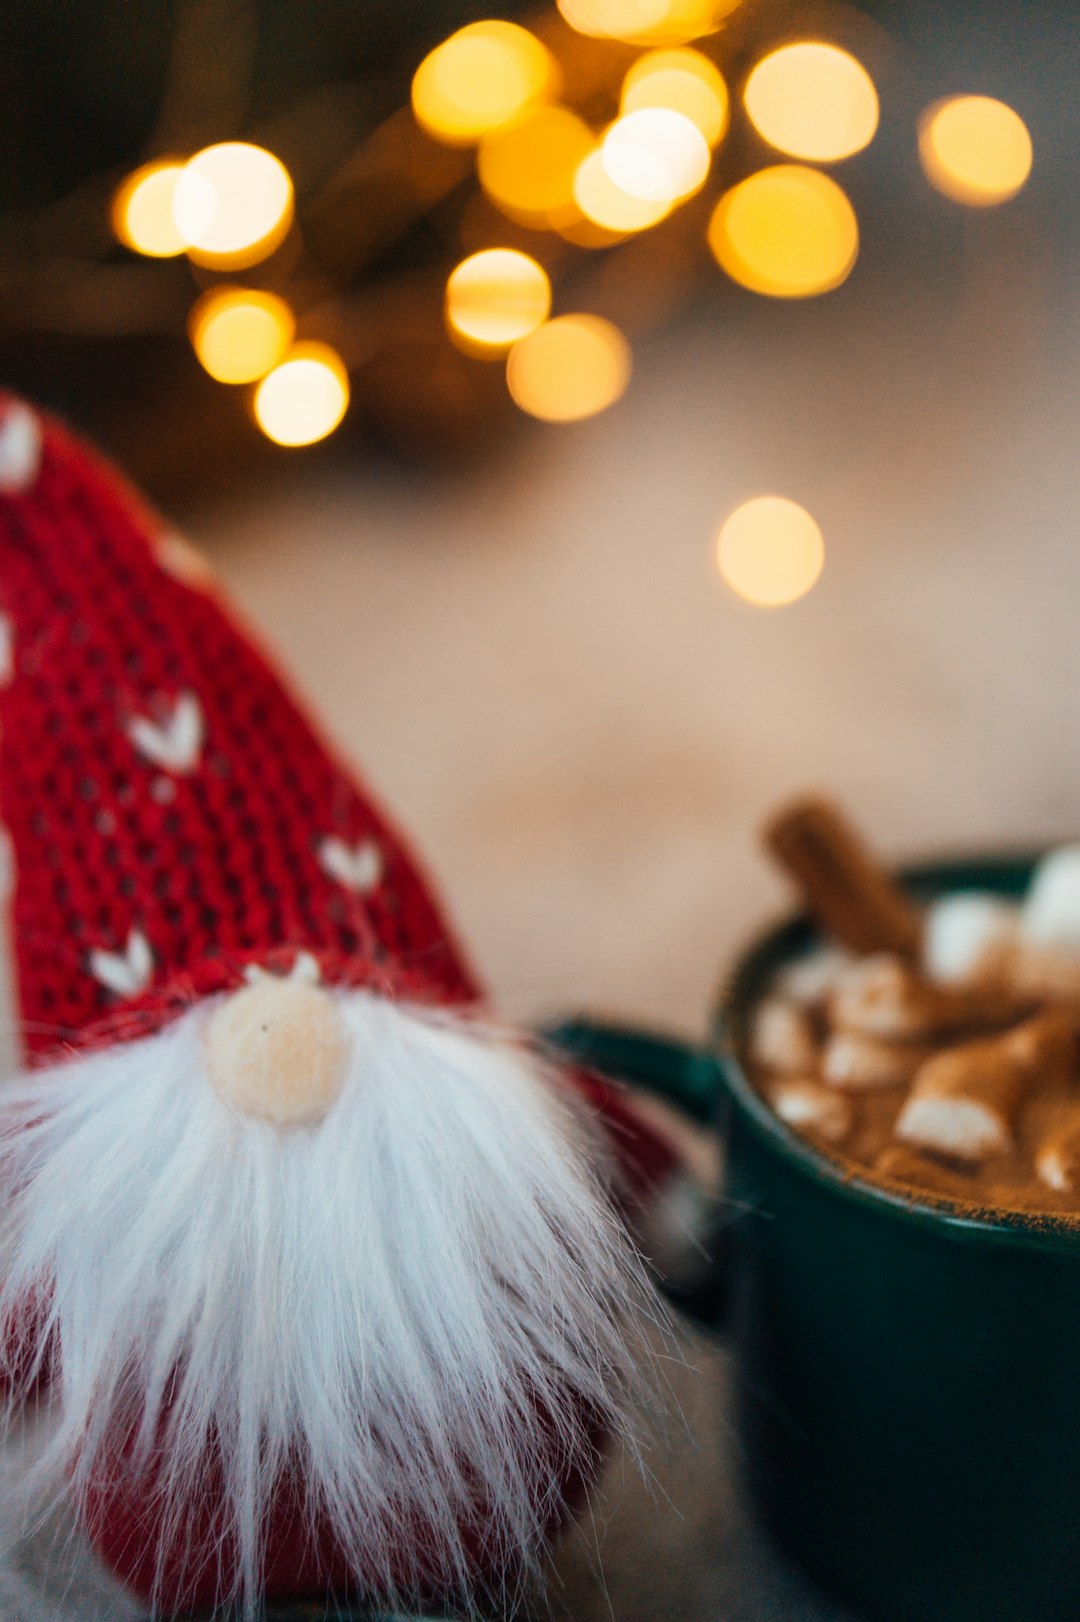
[0,394,672,1617]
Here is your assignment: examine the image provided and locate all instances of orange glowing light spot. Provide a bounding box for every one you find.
[173,143,293,268]
[643,0,742,43]
[253,343,350,446]
[478,105,593,226]
[716,496,824,606]
[744,43,878,163]
[555,214,629,248]
[558,0,739,45]
[708,165,858,297]
[411,21,555,146]
[189,288,295,384]
[507,315,631,422]
[558,0,668,39]
[573,149,672,233]
[112,162,188,257]
[602,108,710,203]
[918,95,1032,205]
[622,49,729,148]
[445,250,552,351]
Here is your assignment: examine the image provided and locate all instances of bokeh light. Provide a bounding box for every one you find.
[716,496,825,606]
[708,165,858,297]
[412,21,554,146]
[744,43,878,162]
[573,149,673,233]
[507,315,631,422]
[253,342,350,446]
[557,0,668,37]
[918,95,1032,206]
[478,105,593,226]
[622,49,729,148]
[557,0,738,45]
[189,288,295,384]
[645,0,742,42]
[112,162,188,257]
[173,143,293,268]
[445,250,552,351]
[652,0,742,44]
[602,108,711,203]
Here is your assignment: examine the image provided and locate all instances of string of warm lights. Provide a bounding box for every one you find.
[104,1,1035,602]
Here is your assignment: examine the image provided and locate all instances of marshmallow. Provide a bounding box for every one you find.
[774,946,852,1007]
[1036,1108,1080,1193]
[830,955,926,1039]
[831,953,1025,1044]
[769,1077,853,1144]
[895,1061,1018,1162]
[821,1031,925,1091]
[1022,846,1080,950]
[894,1014,1069,1164]
[749,997,818,1073]
[923,892,1019,984]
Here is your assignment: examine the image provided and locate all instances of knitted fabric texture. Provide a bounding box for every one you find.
[0,394,478,1061]
[0,393,675,1621]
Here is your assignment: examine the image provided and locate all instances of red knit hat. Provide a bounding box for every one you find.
[0,391,670,1620]
[0,391,479,1062]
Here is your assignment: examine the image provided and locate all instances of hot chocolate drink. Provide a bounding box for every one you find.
[748,798,1080,1218]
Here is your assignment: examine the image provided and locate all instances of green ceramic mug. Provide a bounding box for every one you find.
[557,852,1080,1622]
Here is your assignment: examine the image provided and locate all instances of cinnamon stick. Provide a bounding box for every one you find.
[764,796,923,958]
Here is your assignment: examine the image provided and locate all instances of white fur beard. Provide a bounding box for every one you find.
[0,994,655,1618]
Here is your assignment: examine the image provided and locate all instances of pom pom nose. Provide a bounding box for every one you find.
[204,979,349,1126]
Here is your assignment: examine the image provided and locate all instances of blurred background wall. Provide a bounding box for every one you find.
[1,0,1076,1037]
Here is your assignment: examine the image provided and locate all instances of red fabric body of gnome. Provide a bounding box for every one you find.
[0,394,674,1613]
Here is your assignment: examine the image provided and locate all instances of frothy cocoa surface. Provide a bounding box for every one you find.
[749,935,1080,1220]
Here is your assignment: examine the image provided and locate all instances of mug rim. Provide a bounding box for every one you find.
[713,846,1080,1254]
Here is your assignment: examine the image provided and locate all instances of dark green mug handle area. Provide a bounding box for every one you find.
[543,1018,721,1128]
[544,1018,729,1329]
